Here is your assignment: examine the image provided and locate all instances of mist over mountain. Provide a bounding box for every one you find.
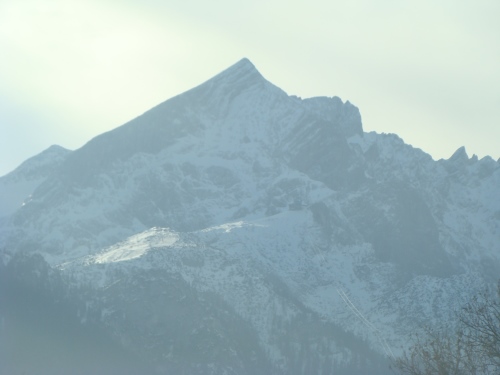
[1,58,499,374]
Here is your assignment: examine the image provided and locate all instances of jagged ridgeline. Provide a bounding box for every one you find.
[0,59,499,374]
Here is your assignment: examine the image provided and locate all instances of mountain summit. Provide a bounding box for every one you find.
[5,58,365,242]
[1,59,499,375]
[192,57,268,91]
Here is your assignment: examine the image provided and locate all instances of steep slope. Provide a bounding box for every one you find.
[1,58,499,374]
[0,145,70,218]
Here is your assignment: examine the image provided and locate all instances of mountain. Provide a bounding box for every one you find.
[0,145,70,218]
[1,58,499,374]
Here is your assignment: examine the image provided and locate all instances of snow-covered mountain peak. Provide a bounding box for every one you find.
[176,57,281,106]
[49,59,291,187]
[201,57,264,88]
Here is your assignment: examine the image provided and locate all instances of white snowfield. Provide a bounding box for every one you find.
[94,227,179,264]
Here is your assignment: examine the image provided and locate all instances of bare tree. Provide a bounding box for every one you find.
[392,282,500,375]
[391,329,481,375]
[459,281,500,371]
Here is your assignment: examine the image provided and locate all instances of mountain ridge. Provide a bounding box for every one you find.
[1,58,498,374]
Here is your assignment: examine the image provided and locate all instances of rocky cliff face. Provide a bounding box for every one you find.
[1,58,499,374]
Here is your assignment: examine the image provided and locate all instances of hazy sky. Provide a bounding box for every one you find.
[1,0,499,176]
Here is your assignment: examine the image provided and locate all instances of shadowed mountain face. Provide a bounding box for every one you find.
[0,253,155,375]
[0,58,499,374]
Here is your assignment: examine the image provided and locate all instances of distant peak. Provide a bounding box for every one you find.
[225,57,258,73]
[448,146,468,162]
[175,57,276,105]
[223,57,261,75]
[202,58,266,89]
[44,144,71,154]
[234,57,255,69]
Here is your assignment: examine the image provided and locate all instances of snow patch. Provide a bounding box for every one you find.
[94,227,179,264]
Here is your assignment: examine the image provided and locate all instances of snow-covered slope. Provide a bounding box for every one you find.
[0,145,70,218]
[1,58,499,374]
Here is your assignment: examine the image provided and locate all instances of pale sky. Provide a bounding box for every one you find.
[1,0,499,176]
